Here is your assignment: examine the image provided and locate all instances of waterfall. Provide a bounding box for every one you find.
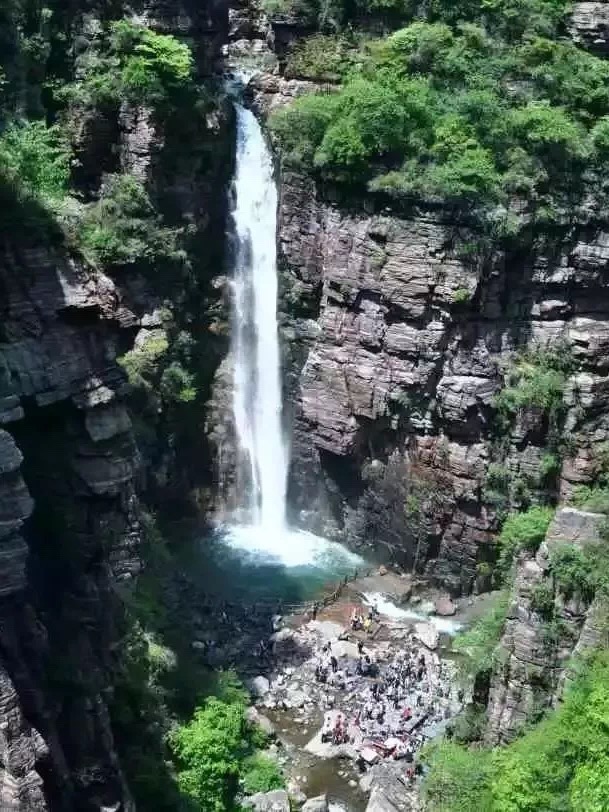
[230,102,287,535]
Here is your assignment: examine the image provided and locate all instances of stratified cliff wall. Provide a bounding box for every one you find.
[0,242,140,809]
[0,0,232,807]
[277,168,609,594]
[236,4,609,595]
[485,507,608,744]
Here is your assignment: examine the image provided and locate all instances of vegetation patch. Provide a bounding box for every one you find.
[453,589,510,680]
[270,3,609,230]
[423,649,609,811]
[59,20,194,110]
[78,173,184,272]
[496,505,554,577]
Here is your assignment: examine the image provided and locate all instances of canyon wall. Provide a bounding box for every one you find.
[485,507,608,743]
[0,1,232,808]
[239,5,609,595]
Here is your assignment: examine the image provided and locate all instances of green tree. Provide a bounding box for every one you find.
[170,698,250,812]
[0,120,70,200]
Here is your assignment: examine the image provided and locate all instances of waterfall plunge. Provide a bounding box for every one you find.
[223,94,362,575]
[231,103,288,536]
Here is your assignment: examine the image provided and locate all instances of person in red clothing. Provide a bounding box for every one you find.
[402,706,412,721]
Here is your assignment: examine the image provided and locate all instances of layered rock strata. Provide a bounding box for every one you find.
[0,243,140,809]
[485,507,607,744]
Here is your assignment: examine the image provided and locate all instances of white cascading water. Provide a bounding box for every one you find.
[223,88,362,574]
[231,102,287,535]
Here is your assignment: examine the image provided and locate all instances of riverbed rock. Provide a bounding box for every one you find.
[250,675,271,697]
[243,790,291,812]
[434,595,457,617]
[414,622,440,650]
[284,688,306,709]
[246,706,276,736]
[302,795,329,812]
[366,786,402,812]
[270,628,300,657]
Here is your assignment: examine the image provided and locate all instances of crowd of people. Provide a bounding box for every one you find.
[311,606,459,768]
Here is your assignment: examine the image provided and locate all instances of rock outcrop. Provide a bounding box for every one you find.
[273,159,609,592]
[485,507,606,744]
[0,240,140,809]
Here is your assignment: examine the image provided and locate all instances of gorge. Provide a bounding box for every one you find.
[2,0,609,809]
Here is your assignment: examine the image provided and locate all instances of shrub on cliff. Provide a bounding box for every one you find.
[423,649,609,811]
[78,173,183,270]
[58,20,193,110]
[453,589,510,680]
[496,505,554,575]
[0,120,70,200]
[271,10,605,223]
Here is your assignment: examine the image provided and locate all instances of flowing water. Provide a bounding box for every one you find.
[224,89,363,584]
[231,101,287,534]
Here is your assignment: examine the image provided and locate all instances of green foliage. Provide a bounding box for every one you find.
[421,739,495,811]
[452,287,472,304]
[271,8,608,224]
[571,485,609,514]
[285,34,364,81]
[0,120,70,200]
[241,753,284,795]
[170,698,248,811]
[78,174,183,270]
[549,542,609,602]
[60,20,193,110]
[530,580,555,620]
[539,452,560,483]
[448,703,488,744]
[423,650,609,811]
[453,590,509,679]
[496,505,554,575]
[169,695,281,812]
[494,345,573,421]
[119,328,198,408]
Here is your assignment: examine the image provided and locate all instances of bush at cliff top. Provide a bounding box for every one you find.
[423,649,609,811]
[58,20,193,109]
[496,505,554,576]
[270,14,609,221]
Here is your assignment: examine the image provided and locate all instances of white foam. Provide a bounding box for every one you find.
[362,592,462,635]
[221,523,364,570]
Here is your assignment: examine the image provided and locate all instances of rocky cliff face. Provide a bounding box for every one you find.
[0,240,140,809]
[238,45,609,595]
[485,507,607,744]
[0,0,233,807]
[272,159,609,593]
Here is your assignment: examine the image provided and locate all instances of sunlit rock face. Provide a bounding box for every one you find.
[272,159,609,594]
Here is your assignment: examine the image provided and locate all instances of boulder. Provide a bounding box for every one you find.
[243,790,290,812]
[270,628,298,656]
[284,689,306,709]
[302,795,329,812]
[415,621,440,650]
[246,706,276,736]
[366,787,401,812]
[249,676,271,697]
[434,595,457,616]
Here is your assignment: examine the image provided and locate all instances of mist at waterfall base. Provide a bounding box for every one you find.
[208,92,363,603]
